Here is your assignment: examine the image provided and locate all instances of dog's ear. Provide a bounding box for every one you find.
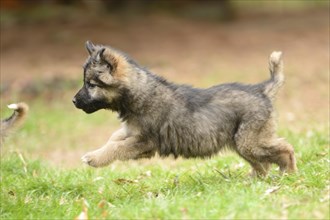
[97,48,114,71]
[98,48,106,61]
[85,41,96,55]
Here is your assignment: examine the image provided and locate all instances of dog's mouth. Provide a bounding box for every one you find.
[74,102,99,114]
[73,97,109,114]
[81,107,99,114]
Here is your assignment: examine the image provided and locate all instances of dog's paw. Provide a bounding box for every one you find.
[81,152,103,168]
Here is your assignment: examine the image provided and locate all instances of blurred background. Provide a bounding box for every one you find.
[0,0,329,167]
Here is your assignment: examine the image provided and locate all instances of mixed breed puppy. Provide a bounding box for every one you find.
[73,41,297,176]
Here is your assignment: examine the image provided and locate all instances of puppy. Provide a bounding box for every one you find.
[73,41,296,176]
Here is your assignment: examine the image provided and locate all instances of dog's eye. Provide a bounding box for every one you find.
[86,82,97,88]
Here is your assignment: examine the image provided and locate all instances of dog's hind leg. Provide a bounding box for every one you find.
[235,150,270,177]
[252,118,297,174]
[81,136,155,167]
[234,123,271,177]
[259,138,297,174]
[234,115,280,177]
[235,119,297,176]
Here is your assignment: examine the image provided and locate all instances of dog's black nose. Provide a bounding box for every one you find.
[72,98,77,105]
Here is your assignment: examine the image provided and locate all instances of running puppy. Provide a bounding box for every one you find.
[1,102,29,146]
[73,41,297,176]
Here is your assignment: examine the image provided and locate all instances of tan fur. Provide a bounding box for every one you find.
[103,48,129,82]
[264,51,284,100]
[82,125,155,167]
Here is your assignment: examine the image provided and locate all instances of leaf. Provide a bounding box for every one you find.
[264,186,281,196]
[32,170,38,177]
[234,162,245,169]
[146,192,153,198]
[93,177,104,182]
[113,178,138,185]
[98,200,106,209]
[75,198,89,220]
[59,196,66,205]
[75,211,88,220]
[24,195,31,204]
[145,170,152,177]
[98,186,104,195]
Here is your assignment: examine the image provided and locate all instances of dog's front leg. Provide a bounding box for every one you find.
[81,136,155,167]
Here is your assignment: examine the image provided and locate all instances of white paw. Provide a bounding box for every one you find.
[81,152,101,167]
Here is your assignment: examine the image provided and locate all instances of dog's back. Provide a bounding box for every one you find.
[147,52,283,158]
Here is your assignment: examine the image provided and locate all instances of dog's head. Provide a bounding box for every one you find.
[73,41,131,114]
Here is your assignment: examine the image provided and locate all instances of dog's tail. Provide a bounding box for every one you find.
[1,102,29,142]
[263,51,285,101]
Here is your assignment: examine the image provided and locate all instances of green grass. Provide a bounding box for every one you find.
[1,106,329,220]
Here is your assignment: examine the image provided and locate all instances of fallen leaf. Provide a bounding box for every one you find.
[32,170,38,177]
[75,211,88,220]
[145,170,152,177]
[180,207,188,214]
[320,185,330,202]
[113,178,138,185]
[264,186,281,196]
[316,152,327,156]
[83,198,90,209]
[24,195,31,204]
[98,186,104,195]
[146,192,153,198]
[98,200,106,209]
[93,177,104,182]
[59,196,66,205]
[75,198,89,220]
[102,210,108,218]
[234,162,245,169]
[107,202,116,208]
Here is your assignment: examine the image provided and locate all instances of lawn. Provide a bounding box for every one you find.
[0,100,329,219]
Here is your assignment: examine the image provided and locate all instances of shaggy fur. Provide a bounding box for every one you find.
[73,41,297,176]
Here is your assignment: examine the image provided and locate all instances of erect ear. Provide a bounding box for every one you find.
[97,48,114,70]
[95,48,106,62]
[85,41,96,55]
[98,48,106,60]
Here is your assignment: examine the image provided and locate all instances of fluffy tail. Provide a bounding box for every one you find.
[263,51,285,100]
[1,102,29,143]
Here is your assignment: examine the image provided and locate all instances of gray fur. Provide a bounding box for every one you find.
[0,103,28,146]
[73,42,296,176]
